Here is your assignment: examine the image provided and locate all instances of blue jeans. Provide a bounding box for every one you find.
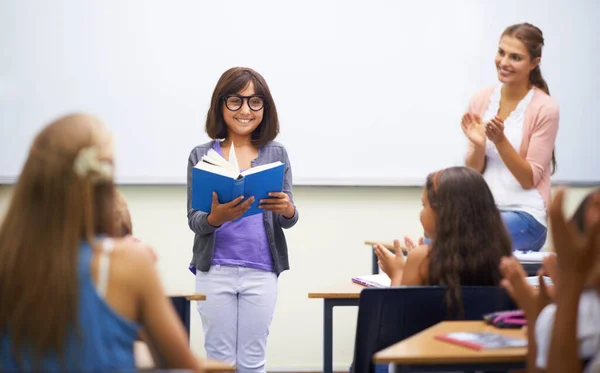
[501,210,547,252]
[422,210,546,252]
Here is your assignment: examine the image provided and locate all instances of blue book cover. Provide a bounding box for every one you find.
[191,147,285,219]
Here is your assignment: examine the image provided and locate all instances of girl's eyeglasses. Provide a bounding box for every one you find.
[222,94,264,111]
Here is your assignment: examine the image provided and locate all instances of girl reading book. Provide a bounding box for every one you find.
[186,67,299,372]
[0,114,202,372]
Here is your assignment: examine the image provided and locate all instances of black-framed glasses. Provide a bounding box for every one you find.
[222,94,265,111]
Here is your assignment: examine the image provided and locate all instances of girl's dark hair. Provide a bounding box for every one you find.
[205,67,279,148]
[502,23,557,174]
[425,167,513,318]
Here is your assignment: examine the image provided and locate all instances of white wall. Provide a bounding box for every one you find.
[2,0,600,185]
[0,184,594,371]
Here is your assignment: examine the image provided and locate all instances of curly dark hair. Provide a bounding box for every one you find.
[425,166,513,318]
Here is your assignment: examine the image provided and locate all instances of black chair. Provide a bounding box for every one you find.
[351,286,517,373]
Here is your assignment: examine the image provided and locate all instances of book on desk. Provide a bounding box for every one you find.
[191,143,284,219]
[435,331,527,350]
[352,273,391,288]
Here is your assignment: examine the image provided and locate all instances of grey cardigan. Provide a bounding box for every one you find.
[186,140,299,274]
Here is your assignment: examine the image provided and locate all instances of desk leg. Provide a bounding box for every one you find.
[170,296,191,344]
[324,300,334,373]
[322,298,360,373]
[372,250,379,274]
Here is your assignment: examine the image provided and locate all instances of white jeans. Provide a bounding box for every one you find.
[195,265,278,373]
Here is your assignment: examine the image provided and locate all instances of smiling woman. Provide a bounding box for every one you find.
[461,23,559,252]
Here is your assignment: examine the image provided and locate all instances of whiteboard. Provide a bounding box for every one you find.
[1,0,598,185]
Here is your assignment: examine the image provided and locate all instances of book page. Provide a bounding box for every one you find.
[241,161,283,176]
[194,161,238,179]
[229,142,240,174]
[202,148,239,175]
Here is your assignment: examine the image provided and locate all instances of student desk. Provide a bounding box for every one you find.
[201,358,236,372]
[308,283,364,373]
[168,293,206,342]
[374,320,527,372]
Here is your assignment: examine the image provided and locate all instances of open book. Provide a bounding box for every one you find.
[435,332,527,350]
[191,143,284,219]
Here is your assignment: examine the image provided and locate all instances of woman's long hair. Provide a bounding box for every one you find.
[0,114,117,369]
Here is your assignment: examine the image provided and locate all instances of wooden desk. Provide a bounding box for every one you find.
[168,293,206,342]
[374,321,526,372]
[201,357,236,372]
[308,283,364,373]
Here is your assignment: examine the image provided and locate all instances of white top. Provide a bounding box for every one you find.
[482,84,547,227]
[535,290,600,369]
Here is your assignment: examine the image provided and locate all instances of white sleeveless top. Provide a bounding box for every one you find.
[482,84,547,227]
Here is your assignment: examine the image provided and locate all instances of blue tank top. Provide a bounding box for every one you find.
[0,239,141,372]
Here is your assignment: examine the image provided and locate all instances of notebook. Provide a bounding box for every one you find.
[351,273,391,288]
[435,332,527,350]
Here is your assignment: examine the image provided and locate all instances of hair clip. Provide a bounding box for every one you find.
[73,147,113,182]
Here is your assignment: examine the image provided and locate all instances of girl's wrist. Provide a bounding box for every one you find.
[283,206,295,219]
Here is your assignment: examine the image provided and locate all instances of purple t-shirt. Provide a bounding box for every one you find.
[209,141,273,272]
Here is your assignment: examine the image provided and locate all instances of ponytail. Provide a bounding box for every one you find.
[529,65,557,174]
[529,65,549,95]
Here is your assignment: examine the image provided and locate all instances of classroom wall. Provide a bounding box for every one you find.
[0,184,594,371]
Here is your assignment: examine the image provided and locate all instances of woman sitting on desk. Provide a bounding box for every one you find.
[461,23,559,252]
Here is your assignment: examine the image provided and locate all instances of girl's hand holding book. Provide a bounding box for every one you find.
[207,192,254,226]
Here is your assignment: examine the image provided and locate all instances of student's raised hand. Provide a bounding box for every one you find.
[485,116,507,144]
[404,236,424,252]
[259,192,295,218]
[549,188,600,287]
[207,192,254,226]
[542,253,558,288]
[499,256,539,318]
[536,268,554,308]
[461,112,486,147]
[374,239,405,283]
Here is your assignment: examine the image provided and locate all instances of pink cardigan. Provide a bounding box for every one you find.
[468,85,560,214]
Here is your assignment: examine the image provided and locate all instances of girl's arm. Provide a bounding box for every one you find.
[373,243,427,286]
[546,280,585,373]
[277,147,298,228]
[397,245,428,286]
[128,247,205,372]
